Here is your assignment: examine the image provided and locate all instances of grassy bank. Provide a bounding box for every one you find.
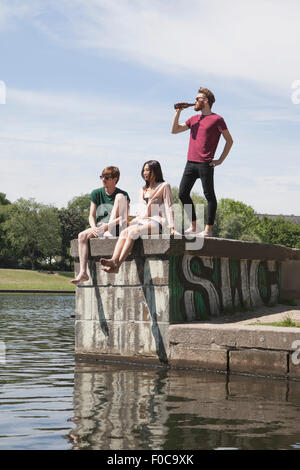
[0,269,75,292]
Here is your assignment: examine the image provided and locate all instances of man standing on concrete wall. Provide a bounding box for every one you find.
[71,166,130,284]
[171,87,233,237]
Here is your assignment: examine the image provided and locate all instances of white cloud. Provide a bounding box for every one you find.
[23,0,300,95]
[250,110,300,122]
[0,86,183,206]
[4,0,300,93]
[1,85,299,213]
[7,87,167,126]
[1,2,300,214]
[0,0,42,30]
[215,166,300,215]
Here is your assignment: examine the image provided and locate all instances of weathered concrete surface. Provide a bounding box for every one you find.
[289,357,300,379]
[71,236,300,261]
[168,303,300,378]
[229,349,288,377]
[282,260,300,299]
[169,343,228,372]
[71,237,300,378]
[169,321,300,351]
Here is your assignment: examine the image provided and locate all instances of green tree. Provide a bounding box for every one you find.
[58,207,88,268]
[148,186,300,247]
[215,198,261,241]
[0,193,16,267]
[0,193,10,206]
[4,198,62,269]
[170,186,180,204]
[67,193,90,221]
[256,216,300,248]
[37,206,62,265]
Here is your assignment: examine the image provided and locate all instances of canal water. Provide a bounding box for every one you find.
[1,294,300,450]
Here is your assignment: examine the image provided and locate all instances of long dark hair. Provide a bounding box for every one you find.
[141,160,165,189]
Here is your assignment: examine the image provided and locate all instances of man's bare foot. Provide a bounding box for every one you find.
[70,273,89,284]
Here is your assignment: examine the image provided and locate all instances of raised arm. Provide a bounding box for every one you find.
[171,108,189,134]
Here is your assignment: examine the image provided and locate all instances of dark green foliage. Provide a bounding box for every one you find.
[170,187,299,248]
[58,207,88,268]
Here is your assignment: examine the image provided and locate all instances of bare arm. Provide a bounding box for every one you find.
[88,201,97,228]
[171,108,189,134]
[210,129,234,166]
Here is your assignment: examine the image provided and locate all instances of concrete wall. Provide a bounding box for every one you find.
[281,260,300,299]
[169,323,300,379]
[71,237,300,372]
[169,256,281,321]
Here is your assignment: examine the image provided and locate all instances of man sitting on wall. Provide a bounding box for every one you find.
[71,166,130,284]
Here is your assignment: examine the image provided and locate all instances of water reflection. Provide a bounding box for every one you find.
[70,362,300,450]
[1,294,300,450]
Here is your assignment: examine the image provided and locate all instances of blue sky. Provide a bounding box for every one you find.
[1,0,300,215]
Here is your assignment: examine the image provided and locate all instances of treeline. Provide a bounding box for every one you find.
[171,187,300,248]
[0,192,90,270]
[0,189,299,271]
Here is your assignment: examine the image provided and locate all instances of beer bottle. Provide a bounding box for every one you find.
[174,102,194,110]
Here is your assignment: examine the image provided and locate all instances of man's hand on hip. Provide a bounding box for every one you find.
[209,159,222,167]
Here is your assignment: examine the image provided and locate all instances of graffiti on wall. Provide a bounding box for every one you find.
[169,255,281,322]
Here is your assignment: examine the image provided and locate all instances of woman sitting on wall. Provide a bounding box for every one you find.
[100,160,175,274]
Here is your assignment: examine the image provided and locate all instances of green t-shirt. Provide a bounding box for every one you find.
[89,187,130,223]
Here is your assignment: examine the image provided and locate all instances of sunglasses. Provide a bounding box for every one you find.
[100,175,113,180]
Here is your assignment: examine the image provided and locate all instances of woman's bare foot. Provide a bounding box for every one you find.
[70,273,89,284]
[101,265,120,274]
[100,258,117,268]
[100,258,120,274]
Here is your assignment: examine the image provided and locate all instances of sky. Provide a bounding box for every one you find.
[0,0,300,215]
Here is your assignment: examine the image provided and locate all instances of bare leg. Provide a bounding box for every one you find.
[105,194,128,236]
[100,227,130,267]
[71,228,95,284]
[100,226,134,273]
[100,222,159,274]
[204,224,213,235]
[101,239,135,274]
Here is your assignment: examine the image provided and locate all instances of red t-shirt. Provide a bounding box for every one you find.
[185,113,227,163]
